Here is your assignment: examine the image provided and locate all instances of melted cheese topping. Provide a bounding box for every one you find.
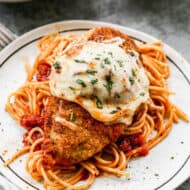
[50,38,149,125]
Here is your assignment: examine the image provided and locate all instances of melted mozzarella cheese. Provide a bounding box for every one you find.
[50,38,149,125]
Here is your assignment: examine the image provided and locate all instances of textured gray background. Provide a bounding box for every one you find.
[0,0,189,189]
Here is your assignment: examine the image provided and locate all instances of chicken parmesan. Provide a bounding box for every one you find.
[5,26,188,190]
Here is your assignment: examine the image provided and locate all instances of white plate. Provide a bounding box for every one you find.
[0,20,190,190]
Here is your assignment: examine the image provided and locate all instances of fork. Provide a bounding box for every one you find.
[0,23,17,50]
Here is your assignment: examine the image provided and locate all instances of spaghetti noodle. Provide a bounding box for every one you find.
[4,27,188,190]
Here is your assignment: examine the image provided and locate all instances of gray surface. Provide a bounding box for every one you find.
[0,0,189,189]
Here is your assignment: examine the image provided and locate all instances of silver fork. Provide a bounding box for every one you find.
[0,23,17,50]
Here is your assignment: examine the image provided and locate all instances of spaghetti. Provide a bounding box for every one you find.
[4,27,188,190]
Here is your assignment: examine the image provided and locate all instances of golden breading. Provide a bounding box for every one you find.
[85,26,138,51]
[42,97,124,165]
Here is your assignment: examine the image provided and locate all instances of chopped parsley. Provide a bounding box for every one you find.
[104,71,114,95]
[86,69,98,75]
[116,60,123,67]
[95,57,100,60]
[76,79,86,87]
[108,52,113,57]
[104,57,111,65]
[104,81,113,95]
[91,79,98,85]
[96,98,103,109]
[114,65,117,71]
[139,92,145,96]
[114,92,120,99]
[110,110,118,114]
[100,63,105,68]
[74,59,87,64]
[53,61,61,69]
[129,76,135,85]
[91,95,103,109]
[69,86,75,90]
[132,69,136,77]
[69,112,76,122]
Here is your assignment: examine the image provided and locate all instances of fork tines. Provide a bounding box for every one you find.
[0,23,16,50]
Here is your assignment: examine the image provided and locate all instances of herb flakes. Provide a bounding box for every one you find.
[129,76,135,85]
[110,110,118,114]
[100,63,105,68]
[74,59,87,64]
[114,92,120,99]
[104,57,111,65]
[76,79,86,87]
[108,52,113,57]
[91,79,98,85]
[69,86,75,90]
[86,69,98,75]
[91,95,103,109]
[116,60,123,67]
[132,69,136,77]
[139,92,145,96]
[53,61,61,69]
[104,71,114,95]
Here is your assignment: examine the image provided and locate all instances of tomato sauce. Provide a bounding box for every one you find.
[36,60,51,81]
[118,134,148,156]
[20,114,44,130]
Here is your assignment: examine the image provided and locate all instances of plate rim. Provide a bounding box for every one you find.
[0,20,190,190]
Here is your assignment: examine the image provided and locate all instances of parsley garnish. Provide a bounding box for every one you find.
[114,92,120,99]
[139,92,145,96]
[86,69,98,75]
[129,76,135,85]
[74,59,87,64]
[104,57,111,64]
[90,95,103,109]
[108,52,113,56]
[76,79,86,87]
[110,110,118,114]
[69,86,75,90]
[104,81,113,95]
[95,57,100,60]
[53,61,61,69]
[104,71,113,95]
[69,112,76,121]
[116,60,123,67]
[96,98,103,109]
[132,69,136,77]
[100,63,105,68]
[91,79,98,85]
